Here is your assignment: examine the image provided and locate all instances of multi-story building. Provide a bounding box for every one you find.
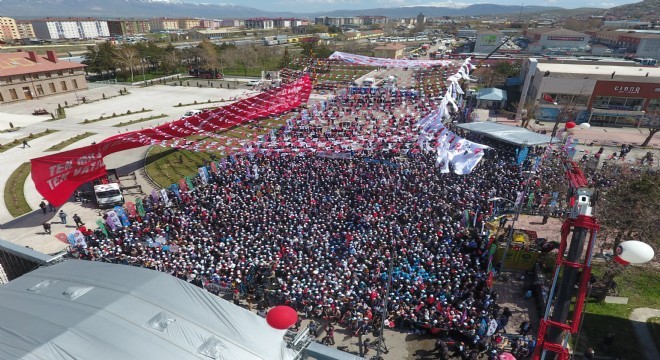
[199,19,222,29]
[517,58,660,127]
[0,50,87,103]
[358,16,388,25]
[15,21,36,39]
[31,18,110,39]
[179,18,200,30]
[0,17,20,42]
[221,19,243,27]
[245,18,274,30]
[474,29,503,53]
[106,19,150,36]
[523,28,590,50]
[148,18,180,31]
[586,30,660,59]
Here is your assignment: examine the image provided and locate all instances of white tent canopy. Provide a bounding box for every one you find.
[456,122,558,146]
[0,260,296,360]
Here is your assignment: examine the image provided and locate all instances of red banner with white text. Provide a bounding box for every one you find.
[31,75,312,206]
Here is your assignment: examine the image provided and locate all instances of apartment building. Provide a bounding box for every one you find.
[31,18,110,39]
[15,21,36,39]
[106,19,150,36]
[0,17,20,42]
[148,18,180,31]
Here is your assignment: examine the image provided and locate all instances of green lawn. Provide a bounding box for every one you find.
[575,265,660,359]
[46,132,96,151]
[144,116,287,188]
[4,162,32,217]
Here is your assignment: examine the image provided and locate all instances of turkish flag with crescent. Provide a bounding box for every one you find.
[543,93,557,104]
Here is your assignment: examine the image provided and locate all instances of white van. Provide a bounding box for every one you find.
[184,109,202,117]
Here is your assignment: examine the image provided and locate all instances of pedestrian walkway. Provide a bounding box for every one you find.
[629,308,660,360]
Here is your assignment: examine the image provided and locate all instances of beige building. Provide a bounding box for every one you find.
[374,43,405,59]
[0,50,87,103]
[149,18,180,31]
[0,16,20,42]
[179,18,201,30]
[15,21,36,39]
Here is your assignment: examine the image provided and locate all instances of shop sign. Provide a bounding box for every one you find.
[614,85,641,94]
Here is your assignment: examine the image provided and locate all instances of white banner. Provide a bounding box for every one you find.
[329,51,451,68]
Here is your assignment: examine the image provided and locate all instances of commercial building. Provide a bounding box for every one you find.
[106,19,150,36]
[0,16,20,42]
[31,18,110,39]
[474,29,503,54]
[517,58,660,127]
[586,30,660,59]
[524,28,590,50]
[374,43,405,59]
[0,50,87,103]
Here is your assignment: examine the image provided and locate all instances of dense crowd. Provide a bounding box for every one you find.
[70,143,533,352]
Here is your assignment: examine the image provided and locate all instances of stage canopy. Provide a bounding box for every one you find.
[476,88,507,102]
[0,260,296,360]
[456,122,558,146]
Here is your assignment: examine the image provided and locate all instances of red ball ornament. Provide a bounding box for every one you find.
[266,306,298,330]
[565,121,576,129]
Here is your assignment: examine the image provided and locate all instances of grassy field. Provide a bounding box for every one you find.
[46,132,96,151]
[81,109,151,124]
[4,163,32,217]
[574,265,660,359]
[0,129,58,153]
[113,114,168,128]
[144,117,286,188]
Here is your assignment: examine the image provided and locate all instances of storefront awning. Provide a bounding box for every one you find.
[456,122,559,146]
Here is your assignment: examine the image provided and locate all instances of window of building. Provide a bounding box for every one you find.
[5,77,12,84]
[72,79,78,89]
[60,81,68,91]
[36,84,44,96]
[46,72,52,78]
[49,82,56,92]
[32,73,40,79]
[57,71,63,76]
[20,75,27,81]
[0,92,3,102]
[69,69,75,75]
[648,99,660,112]
[9,89,18,100]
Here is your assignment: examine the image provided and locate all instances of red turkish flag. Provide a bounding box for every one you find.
[543,93,557,104]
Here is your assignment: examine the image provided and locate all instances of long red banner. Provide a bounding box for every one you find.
[31,75,312,206]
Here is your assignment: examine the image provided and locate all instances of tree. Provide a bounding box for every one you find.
[198,39,220,70]
[115,44,140,82]
[640,112,659,147]
[515,100,540,128]
[592,173,660,295]
[82,42,117,78]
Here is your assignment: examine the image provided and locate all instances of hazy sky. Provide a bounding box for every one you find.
[185,0,642,13]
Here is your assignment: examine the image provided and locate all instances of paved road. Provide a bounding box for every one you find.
[630,308,660,360]
[0,83,254,253]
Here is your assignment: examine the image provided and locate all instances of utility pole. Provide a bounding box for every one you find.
[376,246,394,359]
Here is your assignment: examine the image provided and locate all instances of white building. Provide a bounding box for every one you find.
[31,18,110,39]
[538,28,590,50]
[474,29,503,54]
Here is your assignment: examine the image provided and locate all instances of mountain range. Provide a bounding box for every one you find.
[1,0,598,19]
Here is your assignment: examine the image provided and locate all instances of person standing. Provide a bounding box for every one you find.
[59,210,67,224]
[22,140,30,148]
[73,214,85,228]
[39,201,47,215]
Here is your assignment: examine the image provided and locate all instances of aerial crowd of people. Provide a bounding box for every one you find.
[66,64,554,359]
